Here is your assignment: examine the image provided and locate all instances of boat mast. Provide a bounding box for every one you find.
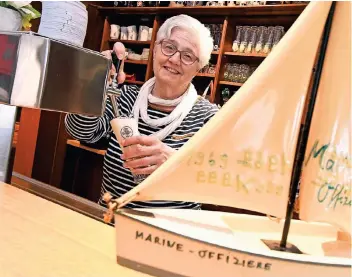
[263,1,337,253]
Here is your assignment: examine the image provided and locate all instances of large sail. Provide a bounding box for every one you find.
[299,1,351,234]
[117,2,332,218]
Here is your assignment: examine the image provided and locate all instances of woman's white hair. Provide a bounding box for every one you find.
[156,14,214,68]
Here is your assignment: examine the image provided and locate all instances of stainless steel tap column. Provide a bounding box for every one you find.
[0,31,111,184]
[0,31,111,115]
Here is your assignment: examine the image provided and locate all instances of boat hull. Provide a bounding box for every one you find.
[114,209,351,277]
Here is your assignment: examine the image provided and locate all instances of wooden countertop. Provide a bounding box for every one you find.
[0,182,151,277]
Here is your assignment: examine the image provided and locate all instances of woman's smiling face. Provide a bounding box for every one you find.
[153,27,200,92]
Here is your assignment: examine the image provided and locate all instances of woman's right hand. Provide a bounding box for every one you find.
[101,42,126,85]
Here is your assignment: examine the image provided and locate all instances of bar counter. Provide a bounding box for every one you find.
[0,174,151,277]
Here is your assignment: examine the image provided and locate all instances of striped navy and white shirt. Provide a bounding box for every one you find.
[65,84,218,209]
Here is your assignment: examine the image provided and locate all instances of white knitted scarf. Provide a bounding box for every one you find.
[132,77,198,140]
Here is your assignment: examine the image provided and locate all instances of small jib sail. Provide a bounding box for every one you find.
[299,1,351,235]
[116,1,332,219]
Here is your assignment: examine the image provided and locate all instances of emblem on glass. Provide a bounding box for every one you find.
[120,126,133,139]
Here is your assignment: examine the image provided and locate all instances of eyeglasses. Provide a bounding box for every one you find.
[159,40,199,65]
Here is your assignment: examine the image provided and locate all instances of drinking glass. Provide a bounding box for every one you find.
[110,115,148,184]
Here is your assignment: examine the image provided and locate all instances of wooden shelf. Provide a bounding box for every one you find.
[224,51,268,58]
[125,80,144,85]
[67,140,106,156]
[219,81,244,87]
[196,73,215,78]
[96,2,306,106]
[109,39,151,45]
[124,59,148,65]
[97,4,308,16]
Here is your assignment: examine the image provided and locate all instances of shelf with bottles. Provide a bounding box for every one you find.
[107,13,154,42]
[211,14,300,105]
[100,13,155,57]
[220,62,258,84]
[102,1,161,8]
[103,1,302,8]
[95,1,307,106]
[108,25,153,43]
[223,12,298,54]
[230,25,286,57]
[97,2,308,16]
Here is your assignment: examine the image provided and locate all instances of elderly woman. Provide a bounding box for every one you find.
[65,14,218,209]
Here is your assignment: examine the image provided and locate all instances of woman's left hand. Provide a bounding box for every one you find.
[121,136,176,175]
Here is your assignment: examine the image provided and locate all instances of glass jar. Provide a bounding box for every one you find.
[231,63,240,83]
[239,64,250,83]
[223,63,231,81]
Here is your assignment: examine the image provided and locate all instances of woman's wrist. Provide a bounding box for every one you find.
[165,145,177,159]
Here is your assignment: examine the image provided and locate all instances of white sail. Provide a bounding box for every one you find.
[299,1,352,235]
[116,2,332,218]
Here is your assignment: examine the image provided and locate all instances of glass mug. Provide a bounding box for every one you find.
[120,26,128,40]
[110,24,120,39]
[127,25,137,40]
[110,116,148,184]
[138,25,149,41]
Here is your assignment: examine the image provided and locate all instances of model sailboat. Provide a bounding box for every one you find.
[104,1,351,276]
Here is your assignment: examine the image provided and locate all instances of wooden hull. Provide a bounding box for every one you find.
[114,209,351,277]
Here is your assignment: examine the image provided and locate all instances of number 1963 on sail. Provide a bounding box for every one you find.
[186,150,290,196]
